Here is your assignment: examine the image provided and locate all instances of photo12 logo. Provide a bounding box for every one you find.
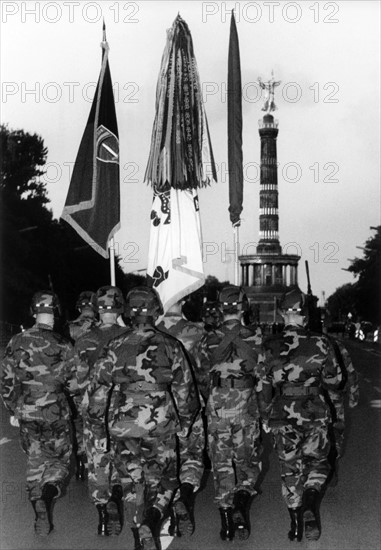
[201,2,340,24]
[1,2,140,24]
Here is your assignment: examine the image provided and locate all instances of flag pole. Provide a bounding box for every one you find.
[234,225,240,285]
[109,237,116,285]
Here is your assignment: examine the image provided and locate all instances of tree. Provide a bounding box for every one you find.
[327,227,381,325]
[0,124,130,327]
[347,226,381,324]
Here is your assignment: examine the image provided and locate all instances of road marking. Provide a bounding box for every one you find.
[0,437,12,446]
[369,399,381,409]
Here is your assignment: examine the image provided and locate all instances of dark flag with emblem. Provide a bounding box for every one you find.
[145,15,217,312]
[61,24,120,258]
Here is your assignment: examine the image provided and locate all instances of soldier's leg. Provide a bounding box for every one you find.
[84,420,114,535]
[300,424,330,541]
[207,416,235,541]
[173,410,205,536]
[139,435,178,550]
[272,424,304,541]
[21,420,72,536]
[231,417,262,540]
[72,395,87,480]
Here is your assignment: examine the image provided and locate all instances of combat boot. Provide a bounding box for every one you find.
[131,527,143,550]
[33,483,58,536]
[232,490,251,540]
[96,504,109,536]
[302,488,321,541]
[106,484,123,536]
[219,507,235,541]
[174,482,195,536]
[288,507,303,541]
[139,506,162,550]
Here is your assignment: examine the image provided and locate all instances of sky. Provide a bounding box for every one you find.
[1,0,380,304]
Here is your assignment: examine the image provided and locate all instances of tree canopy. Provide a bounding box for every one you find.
[0,124,142,327]
[327,226,381,325]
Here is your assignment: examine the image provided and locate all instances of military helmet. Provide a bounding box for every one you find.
[218,285,249,314]
[201,300,222,326]
[279,289,306,314]
[96,286,124,314]
[31,290,61,315]
[126,286,163,319]
[76,290,96,312]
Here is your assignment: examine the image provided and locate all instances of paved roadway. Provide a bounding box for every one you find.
[1,339,380,550]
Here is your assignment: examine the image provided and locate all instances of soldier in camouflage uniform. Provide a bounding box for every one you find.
[67,291,97,480]
[67,291,98,342]
[259,289,343,542]
[71,285,129,536]
[0,291,75,536]
[88,286,199,550]
[156,298,209,537]
[203,285,263,542]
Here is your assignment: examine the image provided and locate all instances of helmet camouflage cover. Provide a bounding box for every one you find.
[126,286,163,318]
[96,286,124,314]
[279,289,307,314]
[31,290,61,315]
[76,290,96,311]
[218,285,249,314]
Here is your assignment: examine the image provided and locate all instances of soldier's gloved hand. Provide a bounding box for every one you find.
[349,396,359,408]
[10,416,20,428]
[94,438,108,453]
[261,419,271,434]
[178,427,189,438]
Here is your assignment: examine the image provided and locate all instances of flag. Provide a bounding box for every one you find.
[227,10,243,227]
[145,15,217,312]
[61,25,120,258]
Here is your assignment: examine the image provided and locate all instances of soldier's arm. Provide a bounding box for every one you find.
[170,340,200,434]
[321,337,343,391]
[0,338,20,416]
[256,347,275,419]
[86,347,115,436]
[340,344,359,407]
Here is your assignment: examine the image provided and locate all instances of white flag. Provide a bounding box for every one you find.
[147,186,205,313]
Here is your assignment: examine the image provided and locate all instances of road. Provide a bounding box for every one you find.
[1,339,380,550]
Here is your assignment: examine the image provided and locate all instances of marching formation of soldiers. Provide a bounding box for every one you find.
[0,283,359,549]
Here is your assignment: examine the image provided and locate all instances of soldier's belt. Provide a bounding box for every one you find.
[280,385,320,397]
[214,377,254,389]
[127,381,169,392]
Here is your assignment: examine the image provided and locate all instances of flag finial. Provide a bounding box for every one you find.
[102,19,106,42]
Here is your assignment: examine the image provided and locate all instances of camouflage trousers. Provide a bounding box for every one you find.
[207,413,262,507]
[19,419,72,501]
[176,409,205,492]
[113,434,178,527]
[71,395,85,456]
[271,423,331,508]
[83,419,120,505]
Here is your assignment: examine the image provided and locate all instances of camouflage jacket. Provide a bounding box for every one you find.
[0,323,74,422]
[202,319,262,419]
[88,324,199,439]
[260,326,343,427]
[156,313,209,402]
[71,323,130,404]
